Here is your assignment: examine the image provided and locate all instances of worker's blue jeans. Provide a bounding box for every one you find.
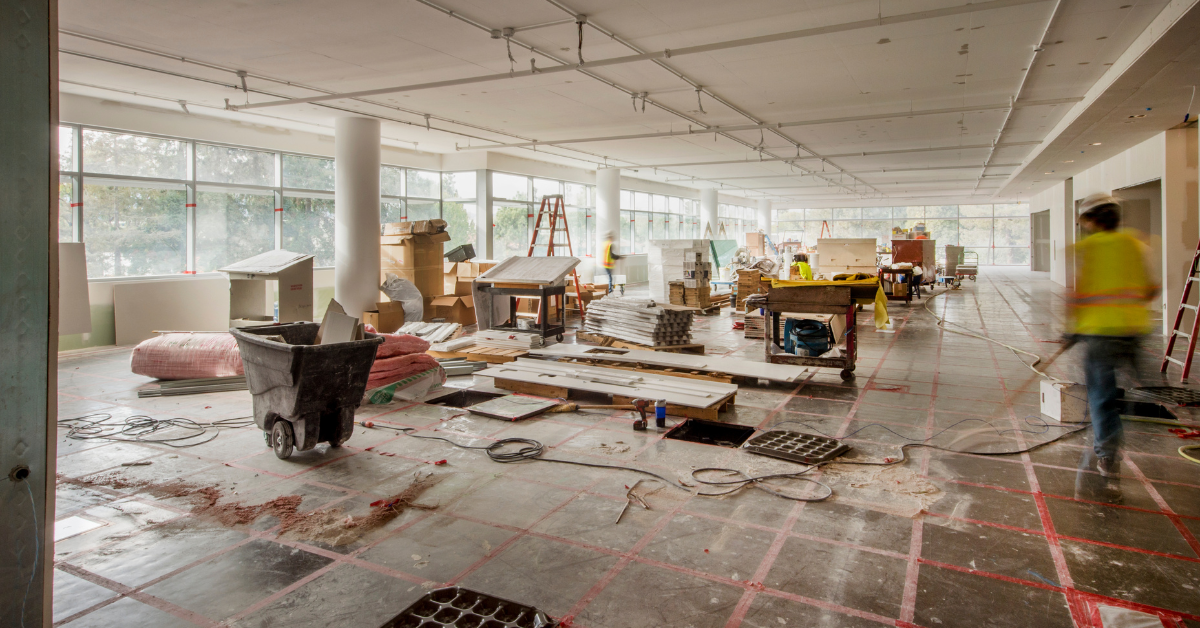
[1080,335,1140,458]
[604,267,614,293]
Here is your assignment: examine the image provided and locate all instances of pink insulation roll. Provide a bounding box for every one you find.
[366,353,441,390]
[130,333,244,380]
[376,333,430,358]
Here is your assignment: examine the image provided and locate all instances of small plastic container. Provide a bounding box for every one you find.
[231,322,383,459]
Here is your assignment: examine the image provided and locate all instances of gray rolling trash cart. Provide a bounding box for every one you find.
[231,322,383,460]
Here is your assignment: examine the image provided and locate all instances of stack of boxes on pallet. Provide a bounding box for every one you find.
[736,269,768,310]
[439,260,494,325]
[583,295,694,347]
[380,219,481,325]
[648,240,712,307]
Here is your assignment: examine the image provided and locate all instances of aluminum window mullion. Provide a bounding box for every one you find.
[274,151,283,250]
[71,125,83,242]
[185,140,197,273]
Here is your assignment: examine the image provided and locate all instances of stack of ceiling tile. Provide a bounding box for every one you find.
[398,321,463,343]
[473,330,547,350]
[582,295,694,347]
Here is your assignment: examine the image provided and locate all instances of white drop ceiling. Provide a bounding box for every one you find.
[59,0,1191,206]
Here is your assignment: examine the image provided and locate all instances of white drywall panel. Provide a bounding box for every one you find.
[114,277,230,346]
[58,243,92,336]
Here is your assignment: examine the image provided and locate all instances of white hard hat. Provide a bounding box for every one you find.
[1078,193,1120,216]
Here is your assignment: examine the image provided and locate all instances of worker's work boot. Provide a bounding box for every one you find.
[1096,455,1120,478]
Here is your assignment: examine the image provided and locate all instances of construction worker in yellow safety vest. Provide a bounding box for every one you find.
[601,231,622,294]
[1066,193,1159,478]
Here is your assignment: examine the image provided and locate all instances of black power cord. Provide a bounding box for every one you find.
[59,413,255,448]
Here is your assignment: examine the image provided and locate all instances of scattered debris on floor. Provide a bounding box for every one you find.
[66,470,444,546]
[820,464,943,518]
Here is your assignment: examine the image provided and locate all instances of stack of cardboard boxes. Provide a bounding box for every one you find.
[380,220,481,325]
[436,260,494,325]
[668,280,712,308]
[736,269,768,310]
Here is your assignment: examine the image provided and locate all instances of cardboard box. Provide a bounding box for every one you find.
[456,262,480,278]
[1040,380,1089,423]
[221,250,314,326]
[381,234,444,268]
[430,295,476,325]
[383,219,447,236]
[363,301,405,333]
[444,276,473,296]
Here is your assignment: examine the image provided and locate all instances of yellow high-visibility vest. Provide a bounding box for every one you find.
[601,241,616,269]
[1070,229,1155,336]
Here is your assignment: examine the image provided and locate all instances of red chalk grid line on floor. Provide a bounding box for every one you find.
[54,282,1200,627]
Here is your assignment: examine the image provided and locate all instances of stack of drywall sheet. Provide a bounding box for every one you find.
[817,238,877,277]
[583,295,693,347]
[477,358,737,408]
[529,344,807,382]
[648,240,711,303]
[474,330,546,350]
[398,321,462,343]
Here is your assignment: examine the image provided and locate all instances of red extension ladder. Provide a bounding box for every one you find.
[1162,240,1200,381]
[526,194,587,322]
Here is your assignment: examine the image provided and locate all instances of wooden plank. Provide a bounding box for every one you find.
[612,394,730,421]
[427,348,527,364]
[561,358,735,383]
[494,378,569,398]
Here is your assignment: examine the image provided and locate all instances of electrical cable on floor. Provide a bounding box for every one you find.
[921,292,1200,463]
[362,422,834,502]
[923,290,1051,379]
[59,413,256,447]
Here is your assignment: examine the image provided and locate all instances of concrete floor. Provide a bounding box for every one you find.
[52,268,1200,628]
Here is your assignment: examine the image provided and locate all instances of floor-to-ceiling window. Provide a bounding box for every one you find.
[60,123,482,277]
[771,204,1033,264]
[618,189,700,254]
[717,202,755,246]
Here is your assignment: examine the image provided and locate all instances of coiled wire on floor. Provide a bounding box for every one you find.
[59,413,255,447]
[367,423,835,502]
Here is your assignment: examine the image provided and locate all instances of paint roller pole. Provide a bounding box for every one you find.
[334,116,382,318]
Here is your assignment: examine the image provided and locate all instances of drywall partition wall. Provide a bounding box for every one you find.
[1032,181,1072,286]
[113,276,230,345]
[1073,133,1166,200]
[1,0,56,622]
[1161,127,1199,337]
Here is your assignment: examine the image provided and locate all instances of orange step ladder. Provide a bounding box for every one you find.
[526,194,587,322]
[1161,240,1200,381]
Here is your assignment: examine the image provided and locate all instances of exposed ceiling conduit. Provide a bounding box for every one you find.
[973,0,1064,193]
[231,0,1049,111]
[663,164,1024,182]
[455,99,1082,151]
[635,141,1042,169]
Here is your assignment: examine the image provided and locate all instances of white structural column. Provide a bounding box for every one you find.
[756,199,772,236]
[596,167,621,255]
[700,188,718,238]
[334,117,382,317]
[1162,127,1199,335]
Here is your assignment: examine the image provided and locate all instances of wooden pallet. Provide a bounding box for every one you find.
[427,346,528,364]
[575,331,705,355]
[492,377,735,420]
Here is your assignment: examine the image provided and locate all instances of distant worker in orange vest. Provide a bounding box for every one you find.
[1067,193,1159,477]
[600,231,622,294]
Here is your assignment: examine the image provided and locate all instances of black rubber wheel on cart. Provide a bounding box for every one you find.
[556,334,564,342]
[271,420,295,460]
[840,369,856,381]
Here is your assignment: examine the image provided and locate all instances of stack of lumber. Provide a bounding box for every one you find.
[582,296,693,347]
[427,335,529,364]
[398,321,462,343]
[474,330,547,350]
[744,313,765,339]
[138,376,247,398]
[736,269,768,309]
